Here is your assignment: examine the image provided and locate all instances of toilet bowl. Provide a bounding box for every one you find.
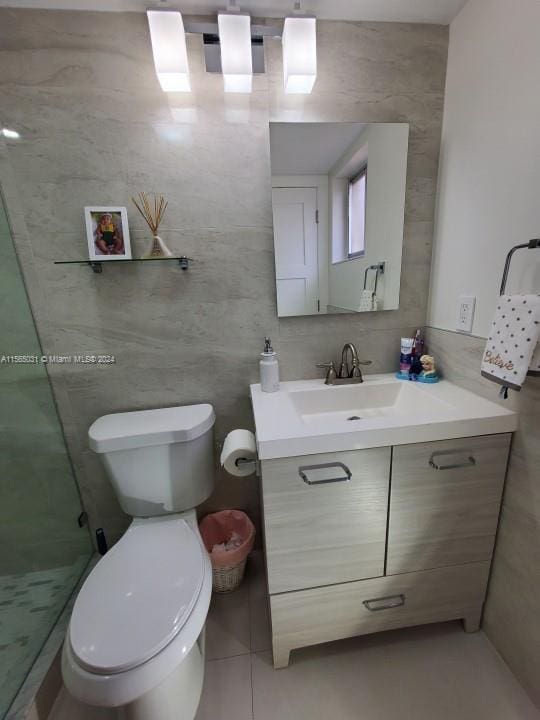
[62,404,216,719]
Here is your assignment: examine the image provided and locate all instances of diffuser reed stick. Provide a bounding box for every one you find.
[131,192,173,258]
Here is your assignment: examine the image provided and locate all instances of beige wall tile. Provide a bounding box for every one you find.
[425,326,540,708]
[0,8,448,545]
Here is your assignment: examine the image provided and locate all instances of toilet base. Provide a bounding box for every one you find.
[118,629,205,720]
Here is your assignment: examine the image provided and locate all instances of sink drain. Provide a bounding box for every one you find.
[347,415,362,421]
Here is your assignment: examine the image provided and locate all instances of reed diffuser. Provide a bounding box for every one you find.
[131,192,173,258]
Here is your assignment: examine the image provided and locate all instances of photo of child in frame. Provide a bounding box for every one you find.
[93,211,124,255]
[85,206,132,261]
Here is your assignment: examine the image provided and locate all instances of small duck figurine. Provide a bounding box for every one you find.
[419,354,439,382]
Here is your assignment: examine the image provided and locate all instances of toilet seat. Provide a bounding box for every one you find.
[69,515,205,674]
[63,514,212,707]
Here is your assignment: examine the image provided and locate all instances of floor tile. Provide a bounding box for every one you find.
[48,688,115,719]
[196,654,253,720]
[247,553,272,654]
[48,656,254,720]
[251,623,540,720]
[24,704,39,720]
[205,583,251,661]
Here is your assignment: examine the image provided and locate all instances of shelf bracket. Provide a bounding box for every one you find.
[178,256,192,271]
[89,262,103,274]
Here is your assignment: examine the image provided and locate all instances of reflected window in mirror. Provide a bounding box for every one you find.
[348,166,367,259]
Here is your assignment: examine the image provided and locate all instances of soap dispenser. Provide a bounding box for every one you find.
[260,337,279,393]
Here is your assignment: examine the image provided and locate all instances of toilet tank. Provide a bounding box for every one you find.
[88,404,215,518]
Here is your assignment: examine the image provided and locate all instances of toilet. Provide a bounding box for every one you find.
[62,404,216,720]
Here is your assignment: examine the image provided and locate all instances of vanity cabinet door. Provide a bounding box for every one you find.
[261,447,390,594]
[386,433,511,575]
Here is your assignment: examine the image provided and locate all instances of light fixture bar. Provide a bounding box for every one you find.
[147,10,190,93]
[282,16,317,94]
[183,19,281,38]
[217,13,253,93]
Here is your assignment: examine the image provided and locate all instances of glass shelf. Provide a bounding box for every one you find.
[54,256,192,273]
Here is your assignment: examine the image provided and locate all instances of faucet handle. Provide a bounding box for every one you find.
[350,362,362,378]
[316,361,338,384]
[351,358,372,378]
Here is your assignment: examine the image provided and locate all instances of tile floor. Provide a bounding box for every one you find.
[0,559,89,719]
[48,553,539,720]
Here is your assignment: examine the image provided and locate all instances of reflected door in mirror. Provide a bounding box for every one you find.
[272,187,319,317]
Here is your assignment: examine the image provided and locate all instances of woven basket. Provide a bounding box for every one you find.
[212,558,248,594]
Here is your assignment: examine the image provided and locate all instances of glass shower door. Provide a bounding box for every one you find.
[0,195,92,717]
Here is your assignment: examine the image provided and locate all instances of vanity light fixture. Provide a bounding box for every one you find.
[147,10,191,92]
[282,10,317,94]
[1,128,20,139]
[217,7,253,93]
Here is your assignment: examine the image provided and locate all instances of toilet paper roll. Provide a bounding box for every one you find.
[220,429,257,477]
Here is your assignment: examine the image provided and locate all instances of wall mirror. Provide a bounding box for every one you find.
[269,122,409,317]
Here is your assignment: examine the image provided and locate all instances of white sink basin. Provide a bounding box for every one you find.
[288,380,450,424]
[250,374,517,459]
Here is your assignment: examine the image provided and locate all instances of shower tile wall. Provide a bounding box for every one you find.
[0,205,90,575]
[0,193,91,715]
[0,9,449,542]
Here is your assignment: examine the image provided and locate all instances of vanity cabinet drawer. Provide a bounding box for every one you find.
[386,434,510,575]
[270,561,491,665]
[261,448,390,594]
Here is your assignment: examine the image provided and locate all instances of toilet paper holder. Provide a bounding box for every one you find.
[235,457,259,474]
[220,429,259,477]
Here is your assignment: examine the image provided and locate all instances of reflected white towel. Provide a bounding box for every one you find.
[481,294,540,391]
[358,289,378,312]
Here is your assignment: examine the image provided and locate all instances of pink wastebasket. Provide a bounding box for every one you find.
[199,510,255,593]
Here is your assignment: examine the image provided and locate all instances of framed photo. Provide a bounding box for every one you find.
[85,207,132,261]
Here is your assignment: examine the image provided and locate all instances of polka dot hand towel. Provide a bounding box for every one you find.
[481,294,540,392]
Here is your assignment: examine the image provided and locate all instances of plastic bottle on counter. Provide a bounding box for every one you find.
[260,337,279,393]
[399,337,414,374]
[409,329,425,376]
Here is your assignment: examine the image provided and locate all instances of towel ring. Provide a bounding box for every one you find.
[498,238,540,378]
[363,262,385,295]
[499,238,539,295]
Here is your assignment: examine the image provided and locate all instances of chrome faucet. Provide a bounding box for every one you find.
[317,343,371,385]
[340,343,361,379]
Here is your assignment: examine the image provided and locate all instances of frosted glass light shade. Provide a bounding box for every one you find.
[1,128,20,139]
[282,16,317,94]
[147,10,190,92]
[218,13,253,93]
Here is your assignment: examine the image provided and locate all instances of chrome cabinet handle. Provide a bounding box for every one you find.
[429,452,476,470]
[363,594,405,612]
[298,462,352,485]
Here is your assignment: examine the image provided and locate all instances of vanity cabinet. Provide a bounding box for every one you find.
[260,433,511,669]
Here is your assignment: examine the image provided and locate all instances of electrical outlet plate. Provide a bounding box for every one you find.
[457,295,476,333]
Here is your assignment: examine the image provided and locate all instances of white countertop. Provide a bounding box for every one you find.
[250,374,517,460]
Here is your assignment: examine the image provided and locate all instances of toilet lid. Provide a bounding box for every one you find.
[69,517,205,674]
